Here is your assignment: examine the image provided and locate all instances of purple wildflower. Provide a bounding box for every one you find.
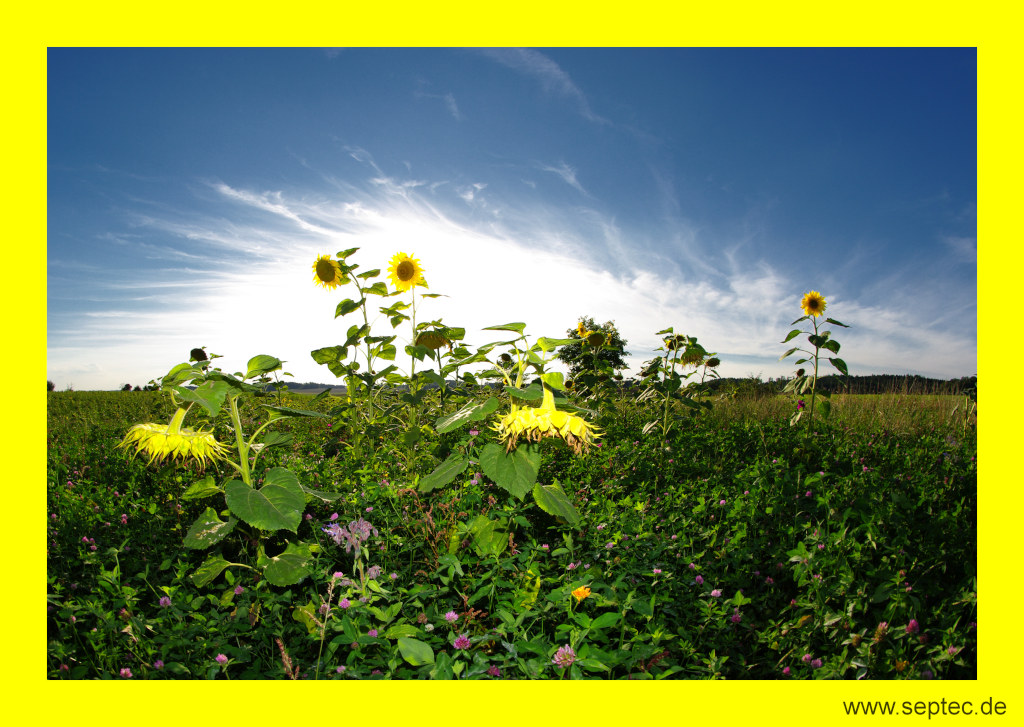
[215,654,228,665]
[119,668,133,678]
[906,619,920,635]
[710,589,721,598]
[453,634,471,650]
[444,610,459,623]
[552,644,576,669]
[159,596,172,608]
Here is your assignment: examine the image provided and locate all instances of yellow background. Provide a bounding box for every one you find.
[11,3,1008,723]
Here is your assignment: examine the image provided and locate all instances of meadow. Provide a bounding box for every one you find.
[46,385,976,680]
[45,250,977,680]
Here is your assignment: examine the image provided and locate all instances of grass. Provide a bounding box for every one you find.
[46,388,977,680]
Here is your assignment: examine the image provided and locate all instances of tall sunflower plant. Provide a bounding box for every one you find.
[117,350,335,589]
[635,329,720,493]
[780,290,850,427]
[419,323,601,533]
[310,248,407,458]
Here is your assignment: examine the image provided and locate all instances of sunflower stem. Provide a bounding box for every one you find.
[227,395,252,486]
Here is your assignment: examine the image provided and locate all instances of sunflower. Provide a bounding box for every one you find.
[118,408,229,467]
[585,331,607,347]
[492,387,601,455]
[387,252,427,292]
[313,255,343,289]
[416,330,451,351]
[576,322,587,338]
[800,290,827,318]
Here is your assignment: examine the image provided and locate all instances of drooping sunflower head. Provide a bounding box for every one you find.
[492,388,601,455]
[800,290,827,318]
[585,331,607,347]
[313,255,344,290]
[416,330,451,351]
[118,408,229,468]
[387,252,427,292]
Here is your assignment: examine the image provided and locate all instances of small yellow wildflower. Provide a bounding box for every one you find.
[571,585,591,602]
[801,290,827,318]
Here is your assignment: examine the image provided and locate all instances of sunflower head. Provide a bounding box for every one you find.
[665,334,688,351]
[313,255,344,290]
[388,252,427,292]
[118,408,229,468]
[492,387,601,455]
[585,331,607,347]
[576,322,587,338]
[800,290,827,318]
[416,330,451,351]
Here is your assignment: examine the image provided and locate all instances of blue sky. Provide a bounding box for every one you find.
[47,47,976,390]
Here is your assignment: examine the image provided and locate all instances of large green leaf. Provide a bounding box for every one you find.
[183,507,237,549]
[468,514,507,557]
[263,542,313,586]
[480,443,539,500]
[311,346,349,377]
[482,322,527,334]
[335,298,365,318]
[398,637,435,666]
[224,468,305,532]
[170,380,229,417]
[385,624,422,640]
[182,475,222,501]
[532,481,581,527]
[418,453,470,493]
[192,556,231,588]
[830,357,849,375]
[245,355,283,380]
[161,362,204,387]
[434,397,500,434]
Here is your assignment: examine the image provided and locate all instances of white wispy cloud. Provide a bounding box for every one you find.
[536,161,589,197]
[47,152,976,389]
[477,48,608,125]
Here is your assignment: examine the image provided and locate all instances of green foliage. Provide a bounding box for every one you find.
[47,387,976,680]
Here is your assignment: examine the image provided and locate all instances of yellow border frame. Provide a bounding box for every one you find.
[14,3,1007,723]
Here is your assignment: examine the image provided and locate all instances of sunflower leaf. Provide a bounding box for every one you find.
[532,481,581,528]
[480,443,539,500]
[182,475,222,500]
[829,357,849,375]
[483,322,527,334]
[245,355,284,380]
[191,556,232,588]
[779,347,800,360]
[825,317,850,328]
[162,362,205,387]
[356,269,380,279]
[364,282,390,296]
[263,542,313,587]
[781,330,802,343]
[184,507,237,549]
[170,381,229,417]
[418,453,470,493]
[334,298,364,318]
[434,397,500,433]
[337,247,359,258]
[224,469,305,533]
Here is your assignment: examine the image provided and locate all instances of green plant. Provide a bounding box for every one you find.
[780,290,850,427]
